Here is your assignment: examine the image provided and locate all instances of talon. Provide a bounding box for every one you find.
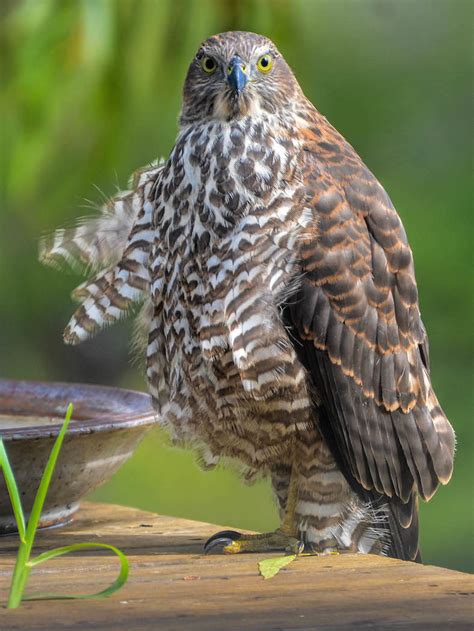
[300,539,319,555]
[282,537,304,555]
[204,528,303,554]
[204,537,236,554]
[204,530,242,554]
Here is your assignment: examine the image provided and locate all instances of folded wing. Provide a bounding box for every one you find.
[287,122,455,505]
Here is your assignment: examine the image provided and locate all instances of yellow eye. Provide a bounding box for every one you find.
[200,56,217,74]
[257,54,273,73]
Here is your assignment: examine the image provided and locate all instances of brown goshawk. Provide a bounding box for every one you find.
[40,31,455,561]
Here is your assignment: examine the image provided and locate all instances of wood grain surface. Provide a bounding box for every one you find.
[0,502,472,630]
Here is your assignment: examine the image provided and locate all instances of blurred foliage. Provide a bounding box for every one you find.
[1,0,472,572]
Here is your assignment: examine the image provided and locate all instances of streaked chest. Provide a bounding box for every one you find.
[150,116,311,388]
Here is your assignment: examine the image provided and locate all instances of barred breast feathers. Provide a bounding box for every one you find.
[149,115,314,402]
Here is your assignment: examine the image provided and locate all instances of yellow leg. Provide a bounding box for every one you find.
[279,465,299,537]
[204,465,302,554]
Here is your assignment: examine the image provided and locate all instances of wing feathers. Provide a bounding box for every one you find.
[314,345,448,501]
[289,118,455,511]
[64,267,142,344]
[39,161,163,274]
[40,161,163,344]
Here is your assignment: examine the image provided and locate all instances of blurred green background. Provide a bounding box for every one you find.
[1,0,472,572]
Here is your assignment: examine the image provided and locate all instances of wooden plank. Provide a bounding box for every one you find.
[0,502,472,630]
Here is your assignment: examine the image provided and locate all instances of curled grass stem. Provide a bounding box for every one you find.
[0,403,129,608]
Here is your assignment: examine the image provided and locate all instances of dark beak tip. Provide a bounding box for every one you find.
[227,62,249,94]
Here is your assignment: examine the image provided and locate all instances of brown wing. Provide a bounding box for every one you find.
[289,115,455,504]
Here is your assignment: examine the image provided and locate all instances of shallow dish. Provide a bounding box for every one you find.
[0,379,156,534]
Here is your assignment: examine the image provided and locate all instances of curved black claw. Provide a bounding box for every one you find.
[204,530,242,554]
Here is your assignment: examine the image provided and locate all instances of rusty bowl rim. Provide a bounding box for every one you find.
[0,379,157,442]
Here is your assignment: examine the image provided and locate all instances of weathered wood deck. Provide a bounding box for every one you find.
[0,502,472,629]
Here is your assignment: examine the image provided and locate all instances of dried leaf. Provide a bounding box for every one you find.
[258,554,297,579]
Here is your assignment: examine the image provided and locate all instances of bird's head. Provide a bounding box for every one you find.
[180,31,300,125]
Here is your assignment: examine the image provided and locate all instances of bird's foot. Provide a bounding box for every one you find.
[204,529,304,555]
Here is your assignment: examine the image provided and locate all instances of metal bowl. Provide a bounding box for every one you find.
[0,379,157,534]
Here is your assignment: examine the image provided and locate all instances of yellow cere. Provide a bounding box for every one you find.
[257,54,273,73]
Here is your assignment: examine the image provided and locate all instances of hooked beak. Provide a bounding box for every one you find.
[227,56,249,95]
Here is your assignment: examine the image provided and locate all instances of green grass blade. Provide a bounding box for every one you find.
[6,403,75,608]
[23,403,74,552]
[0,440,26,542]
[25,542,129,600]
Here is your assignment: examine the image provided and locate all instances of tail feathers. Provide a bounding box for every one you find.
[384,492,421,562]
